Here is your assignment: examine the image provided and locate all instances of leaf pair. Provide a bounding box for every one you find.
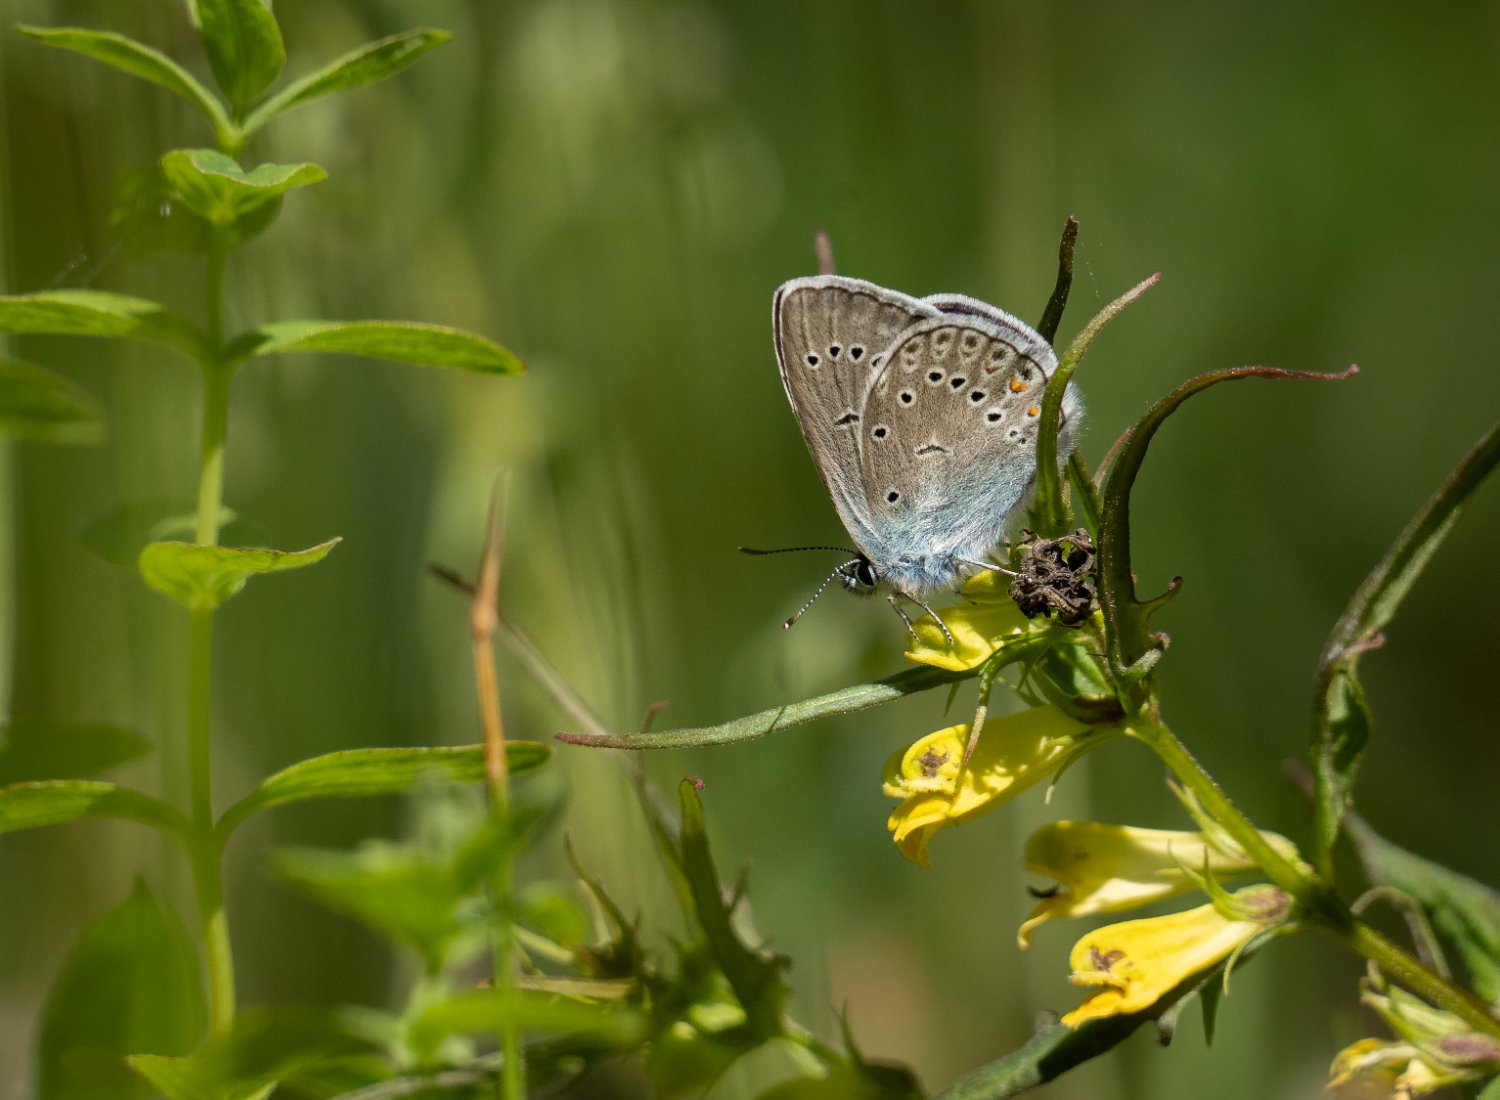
[20,15,450,150]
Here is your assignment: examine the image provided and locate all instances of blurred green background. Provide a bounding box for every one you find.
[3,1,1498,1097]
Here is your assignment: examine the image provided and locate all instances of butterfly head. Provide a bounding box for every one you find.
[837,554,880,596]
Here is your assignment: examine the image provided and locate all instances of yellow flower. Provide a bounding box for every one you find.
[883,706,1101,866]
[1061,885,1288,1027]
[1018,821,1301,947]
[904,571,1037,671]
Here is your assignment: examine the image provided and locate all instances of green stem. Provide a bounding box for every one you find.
[1133,717,1500,1038]
[189,229,237,1032]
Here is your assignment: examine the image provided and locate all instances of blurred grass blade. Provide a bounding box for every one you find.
[1311,422,1500,867]
[0,720,149,785]
[17,25,231,138]
[227,320,523,374]
[0,780,190,842]
[138,537,340,612]
[38,881,205,1100]
[161,149,325,227]
[217,742,550,839]
[241,28,452,135]
[557,664,965,749]
[0,357,103,444]
[407,988,647,1059]
[1345,811,1500,1005]
[933,1018,1146,1099]
[191,0,285,117]
[0,290,208,361]
[679,779,787,1040]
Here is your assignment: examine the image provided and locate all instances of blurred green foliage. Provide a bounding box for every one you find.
[3,1,1498,1097]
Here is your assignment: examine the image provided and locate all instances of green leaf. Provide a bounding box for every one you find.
[128,1006,363,1100]
[0,780,189,841]
[0,290,207,361]
[406,988,647,1060]
[227,320,524,375]
[138,537,340,613]
[0,356,103,443]
[1312,422,1500,867]
[0,720,149,785]
[38,881,206,1100]
[17,26,231,139]
[240,28,452,135]
[931,1018,1146,1099]
[756,1062,923,1100]
[217,742,550,839]
[679,779,787,1041]
[272,844,477,973]
[1479,1074,1500,1100]
[192,0,286,117]
[160,149,325,227]
[1347,812,1500,1005]
[81,500,260,569]
[557,664,965,750]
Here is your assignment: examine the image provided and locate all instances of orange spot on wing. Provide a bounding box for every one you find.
[1027,405,1040,417]
[1009,377,1027,392]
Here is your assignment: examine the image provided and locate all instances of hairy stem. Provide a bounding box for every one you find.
[1134,718,1500,1037]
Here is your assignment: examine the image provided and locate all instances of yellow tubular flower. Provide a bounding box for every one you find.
[1018,821,1301,947]
[1060,885,1288,1027]
[883,707,1099,866]
[904,572,1036,671]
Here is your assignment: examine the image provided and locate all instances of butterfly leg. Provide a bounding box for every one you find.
[913,597,956,646]
[885,594,921,641]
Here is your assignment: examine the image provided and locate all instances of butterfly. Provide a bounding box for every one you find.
[767,275,1081,633]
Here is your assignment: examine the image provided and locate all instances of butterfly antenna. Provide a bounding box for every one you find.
[783,559,862,629]
[739,544,861,557]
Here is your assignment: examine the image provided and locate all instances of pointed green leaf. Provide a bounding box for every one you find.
[38,881,205,1100]
[217,742,550,839]
[0,780,189,841]
[192,0,285,117]
[679,779,787,1041]
[81,500,259,569]
[17,26,231,139]
[0,720,149,785]
[129,1007,362,1100]
[406,988,648,1059]
[160,149,325,227]
[0,290,207,361]
[0,356,103,443]
[1312,422,1500,866]
[241,28,452,135]
[228,320,523,374]
[1347,813,1500,1005]
[138,537,340,612]
[557,664,965,750]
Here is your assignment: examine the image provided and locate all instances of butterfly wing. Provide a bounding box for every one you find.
[858,309,1081,579]
[773,276,939,555]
